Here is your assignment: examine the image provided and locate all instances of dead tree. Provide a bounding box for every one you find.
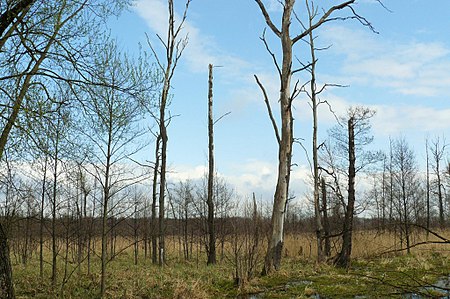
[429,136,447,227]
[147,0,190,266]
[207,64,216,265]
[254,0,373,274]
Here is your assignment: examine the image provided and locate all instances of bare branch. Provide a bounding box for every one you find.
[254,0,281,37]
[213,111,231,126]
[254,74,280,145]
[293,0,360,44]
[261,28,282,79]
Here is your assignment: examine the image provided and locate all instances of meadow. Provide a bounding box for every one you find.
[12,229,450,298]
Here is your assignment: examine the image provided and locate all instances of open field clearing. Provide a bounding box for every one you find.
[12,231,450,298]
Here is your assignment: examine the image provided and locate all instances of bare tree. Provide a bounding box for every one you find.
[335,107,378,268]
[390,137,422,254]
[146,0,190,267]
[320,107,380,268]
[429,136,447,227]
[425,137,431,233]
[254,0,374,274]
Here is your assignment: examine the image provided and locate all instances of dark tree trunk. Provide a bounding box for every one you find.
[158,113,167,267]
[321,178,331,257]
[335,117,356,269]
[0,223,14,299]
[151,136,160,264]
[0,0,34,38]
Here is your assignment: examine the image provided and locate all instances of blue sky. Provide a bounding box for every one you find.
[110,0,450,201]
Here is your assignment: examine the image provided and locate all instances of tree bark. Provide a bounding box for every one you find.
[262,1,294,275]
[151,136,160,264]
[334,117,355,269]
[0,0,34,38]
[206,63,216,265]
[158,79,169,267]
[321,178,331,257]
[308,16,324,262]
[254,0,359,274]
[0,223,14,299]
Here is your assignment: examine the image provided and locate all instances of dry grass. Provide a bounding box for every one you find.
[283,229,450,260]
[11,229,450,298]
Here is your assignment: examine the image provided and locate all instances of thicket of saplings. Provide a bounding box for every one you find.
[4,188,449,298]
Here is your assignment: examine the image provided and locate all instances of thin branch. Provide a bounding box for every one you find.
[260,28,282,79]
[254,0,281,37]
[292,0,361,44]
[213,111,231,126]
[254,74,280,145]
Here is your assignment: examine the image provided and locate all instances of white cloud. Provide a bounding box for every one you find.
[167,164,207,182]
[372,104,450,135]
[322,26,450,97]
[133,0,251,75]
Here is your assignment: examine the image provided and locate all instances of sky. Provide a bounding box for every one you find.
[109,0,450,203]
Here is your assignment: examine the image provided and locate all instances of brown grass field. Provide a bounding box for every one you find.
[11,229,450,298]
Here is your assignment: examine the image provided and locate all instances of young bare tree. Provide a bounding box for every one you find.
[253,0,374,274]
[146,0,191,266]
[429,136,447,227]
[390,138,421,253]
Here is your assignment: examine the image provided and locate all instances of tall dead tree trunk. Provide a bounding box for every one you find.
[207,63,216,265]
[306,4,325,262]
[334,117,355,269]
[254,0,363,274]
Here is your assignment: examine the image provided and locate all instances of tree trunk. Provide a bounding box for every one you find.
[437,165,444,228]
[100,109,114,297]
[309,21,324,262]
[263,3,294,274]
[151,136,160,264]
[321,178,331,258]
[39,154,48,278]
[0,12,62,294]
[207,63,216,265]
[158,94,168,267]
[51,118,61,286]
[0,223,14,299]
[334,117,355,269]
